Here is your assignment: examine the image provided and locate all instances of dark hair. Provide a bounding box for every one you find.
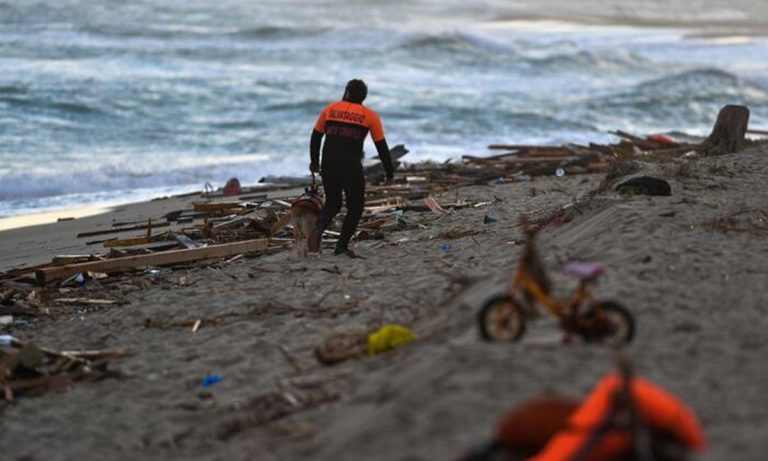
[343,79,367,103]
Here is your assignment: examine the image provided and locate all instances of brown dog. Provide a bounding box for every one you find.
[270,191,323,257]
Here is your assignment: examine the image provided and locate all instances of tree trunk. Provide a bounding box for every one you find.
[701,105,750,155]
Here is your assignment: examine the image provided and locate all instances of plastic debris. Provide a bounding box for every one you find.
[0,334,16,346]
[367,324,416,356]
[222,177,243,196]
[495,177,505,185]
[201,373,222,388]
[441,243,452,252]
[484,214,498,224]
[147,268,172,278]
[555,168,565,177]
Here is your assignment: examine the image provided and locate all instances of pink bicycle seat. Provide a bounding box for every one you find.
[565,261,604,281]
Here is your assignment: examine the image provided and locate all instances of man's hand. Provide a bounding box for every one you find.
[309,162,320,173]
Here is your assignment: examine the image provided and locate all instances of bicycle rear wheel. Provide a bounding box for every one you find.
[478,295,527,342]
[580,301,635,345]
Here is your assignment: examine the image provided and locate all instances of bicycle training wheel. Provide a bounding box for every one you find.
[478,295,527,342]
[581,301,635,345]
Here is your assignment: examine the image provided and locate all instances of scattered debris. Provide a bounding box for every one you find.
[616,177,672,196]
[314,329,369,365]
[201,373,222,389]
[704,209,768,235]
[367,324,416,356]
[0,336,129,402]
[222,177,243,196]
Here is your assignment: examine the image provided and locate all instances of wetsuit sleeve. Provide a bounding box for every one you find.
[375,138,394,179]
[367,110,385,142]
[310,106,329,166]
[314,106,328,133]
[310,129,323,166]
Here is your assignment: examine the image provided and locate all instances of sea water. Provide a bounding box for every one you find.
[1,0,767,217]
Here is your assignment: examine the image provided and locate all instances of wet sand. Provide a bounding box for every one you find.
[1,146,768,460]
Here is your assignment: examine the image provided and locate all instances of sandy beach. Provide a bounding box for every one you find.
[2,142,768,460]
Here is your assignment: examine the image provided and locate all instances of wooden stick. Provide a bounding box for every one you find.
[36,238,269,285]
[193,202,243,212]
[76,222,170,238]
[103,236,154,248]
[487,144,560,150]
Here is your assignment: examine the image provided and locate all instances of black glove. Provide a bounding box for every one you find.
[309,162,320,173]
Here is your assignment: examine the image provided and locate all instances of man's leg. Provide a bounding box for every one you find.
[309,169,342,252]
[335,163,365,254]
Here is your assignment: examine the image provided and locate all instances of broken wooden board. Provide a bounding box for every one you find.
[36,238,269,285]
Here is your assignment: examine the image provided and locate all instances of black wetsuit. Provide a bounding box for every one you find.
[310,99,393,253]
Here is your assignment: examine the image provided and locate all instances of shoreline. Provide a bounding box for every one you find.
[0,204,112,232]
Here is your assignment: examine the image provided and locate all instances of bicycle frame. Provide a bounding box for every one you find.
[507,259,597,323]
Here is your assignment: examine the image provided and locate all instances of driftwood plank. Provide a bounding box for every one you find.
[36,239,269,285]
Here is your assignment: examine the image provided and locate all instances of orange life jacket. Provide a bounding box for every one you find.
[529,373,705,461]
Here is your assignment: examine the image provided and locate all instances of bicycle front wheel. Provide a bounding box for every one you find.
[478,295,527,343]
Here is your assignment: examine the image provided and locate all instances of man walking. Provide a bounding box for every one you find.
[308,79,394,257]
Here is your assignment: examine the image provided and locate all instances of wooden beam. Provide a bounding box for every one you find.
[36,239,269,285]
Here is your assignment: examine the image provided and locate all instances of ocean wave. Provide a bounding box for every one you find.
[594,68,768,109]
[0,94,108,116]
[78,23,330,41]
[395,31,646,72]
[399,31,519,56]
[524,48,647,71]
[571,68,768,131]
[413,104,599,135]
[231,25,331,39]
[262,99,329,112]
[0,155,272,202]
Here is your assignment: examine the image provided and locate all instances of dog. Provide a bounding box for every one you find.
[270,186,323,257]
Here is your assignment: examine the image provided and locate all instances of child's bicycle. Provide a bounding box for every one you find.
[478,222,634,345]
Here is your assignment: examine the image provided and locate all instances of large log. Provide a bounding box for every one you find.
[701,105,750,155]
[36,238,269,285]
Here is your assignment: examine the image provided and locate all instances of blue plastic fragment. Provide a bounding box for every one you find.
[201,373,222,388]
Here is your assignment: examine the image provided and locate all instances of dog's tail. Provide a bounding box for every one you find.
[270,211,293,236]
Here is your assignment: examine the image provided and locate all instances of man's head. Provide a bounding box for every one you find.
[343,79,367,103]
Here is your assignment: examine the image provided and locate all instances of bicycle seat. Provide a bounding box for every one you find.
[565,261,604,282]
